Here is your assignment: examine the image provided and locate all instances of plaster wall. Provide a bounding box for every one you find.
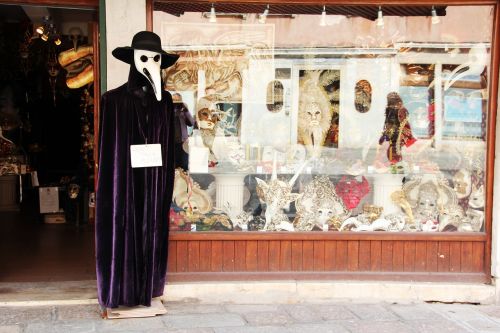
[105,0,147,90]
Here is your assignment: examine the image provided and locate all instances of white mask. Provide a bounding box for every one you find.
[133,49,162,101]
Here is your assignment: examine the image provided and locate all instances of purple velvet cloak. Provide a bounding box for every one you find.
[95,68,175,308]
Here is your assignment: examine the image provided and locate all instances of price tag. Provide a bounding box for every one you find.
[130,144,162,168]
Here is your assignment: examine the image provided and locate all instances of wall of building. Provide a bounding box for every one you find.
[105,0,147,90]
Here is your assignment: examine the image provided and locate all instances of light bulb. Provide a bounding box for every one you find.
[320,6,326,27]
[259,5,269,24]
[41,33,49,42]
[431,6,440,25]
[36,26,44,35]
[54,37,62,46]
[209,4,217,23]
[376,6,384,27]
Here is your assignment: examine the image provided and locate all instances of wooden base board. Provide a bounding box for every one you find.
[106,298,167,319]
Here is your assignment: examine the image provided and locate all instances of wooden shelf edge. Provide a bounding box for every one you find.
[166,271,491,283]
[169,231,487,241]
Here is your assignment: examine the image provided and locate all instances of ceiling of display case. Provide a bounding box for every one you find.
[154,2,446,20]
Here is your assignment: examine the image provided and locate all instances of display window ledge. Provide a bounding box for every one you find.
[169,231,487,241]
[166,271,490,284]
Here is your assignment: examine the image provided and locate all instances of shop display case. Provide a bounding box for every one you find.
[164,37,488,235]
[152,1,496,282]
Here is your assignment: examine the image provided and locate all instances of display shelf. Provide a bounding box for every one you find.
[169,231,487,241]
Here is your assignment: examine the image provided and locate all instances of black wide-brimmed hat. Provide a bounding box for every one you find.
[112,31,179,69]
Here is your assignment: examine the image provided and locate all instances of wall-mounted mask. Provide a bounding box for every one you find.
[354,80,372,113]
[266,80,284,113]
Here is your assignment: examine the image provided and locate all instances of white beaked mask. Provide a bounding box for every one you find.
[134,49,162,101]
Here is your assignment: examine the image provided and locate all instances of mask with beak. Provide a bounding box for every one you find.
[112,31,179,101]
[134,49,162,101]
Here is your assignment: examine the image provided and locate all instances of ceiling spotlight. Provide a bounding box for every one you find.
[36,25,44,35]
[376,6,384,27]
[259,5,269,24]
[209,3,217,23]
[320,6,327,26]
[41,33,49,42]
[431,6,440,25]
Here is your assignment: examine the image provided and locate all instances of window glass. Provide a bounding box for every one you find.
[158,4,492,233]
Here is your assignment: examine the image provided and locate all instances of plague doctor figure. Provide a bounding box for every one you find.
[95,31,179,312]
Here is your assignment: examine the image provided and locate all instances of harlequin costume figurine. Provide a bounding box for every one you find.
[95,31,179,312]
[378,92,416,164]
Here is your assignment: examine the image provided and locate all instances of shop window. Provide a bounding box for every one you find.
[159,3,492,233]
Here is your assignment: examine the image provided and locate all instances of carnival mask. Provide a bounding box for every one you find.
[134,49,162,101]
[416,182,439,219]
[453,169,472,199]
[469,184,485,209]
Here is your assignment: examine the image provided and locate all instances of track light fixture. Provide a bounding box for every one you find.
[320,6,327,27]
[431,6,440,25]
[376,6,384,27]
[36,17,62,45]
[36,15,50,35]
[209,3,217,23]
[259,5,269,24]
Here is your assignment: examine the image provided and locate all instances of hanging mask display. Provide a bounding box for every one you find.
[378,92,417,164]
[58,45,94,89]
[47,48,60,106]
[196,97,220,165]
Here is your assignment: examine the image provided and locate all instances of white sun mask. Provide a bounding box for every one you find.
[134,49,162,101]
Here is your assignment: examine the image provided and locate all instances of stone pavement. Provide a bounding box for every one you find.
[2,301,500,333]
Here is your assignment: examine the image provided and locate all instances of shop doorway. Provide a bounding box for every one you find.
[0,3,99,282]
